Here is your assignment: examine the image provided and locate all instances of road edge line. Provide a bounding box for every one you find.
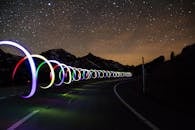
[113,82,159,130]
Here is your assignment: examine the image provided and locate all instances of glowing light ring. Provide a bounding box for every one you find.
[104,70,110,78]
[84,69,91,80]
[102,70,107,78]
[0,41,37,98]
[73,67,81,81]
[14,54,55,89]
[96,70,99,78]
[112,72,115,78]
[67,66,74,81]
[49,60,65,86]
[37,60,64,87]
[60,63,72,84]
[36,61,45,77]
[109,71,112,78]
[78,68,85,80]
[12,56,27,80]
[96,70,101,78]
[98,70,104,78]
[113,72,117,78]
[68,66,77,81]
[72,67,77,81]
[119,72,122,77]
[116,72,120,77]
[31,55,55,89]
[104,70,108,78]
[111,71,115,78]
[80,69,85,80]
[106,71,110,78]
[77,68,82,81]
[90,69,97,79]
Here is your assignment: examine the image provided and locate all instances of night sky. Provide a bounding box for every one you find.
[0,0,195,65]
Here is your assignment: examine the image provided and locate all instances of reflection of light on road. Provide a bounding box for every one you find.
[72,88,88,91]
[61,93,85,100]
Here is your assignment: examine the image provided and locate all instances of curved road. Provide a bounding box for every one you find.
[0,79,195,130]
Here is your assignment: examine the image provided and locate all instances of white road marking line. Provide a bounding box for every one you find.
[7,110,40,130]
[0,96,7,100]
[113,83,159,130]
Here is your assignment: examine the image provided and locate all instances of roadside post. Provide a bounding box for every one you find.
[142,56,145,94]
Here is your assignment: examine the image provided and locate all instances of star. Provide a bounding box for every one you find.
[0,0,194,65]
[48,2,51,6]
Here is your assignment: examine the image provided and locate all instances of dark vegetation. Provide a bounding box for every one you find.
[134,43,195,110]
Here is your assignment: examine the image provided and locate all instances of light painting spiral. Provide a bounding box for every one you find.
[0,40,132,98]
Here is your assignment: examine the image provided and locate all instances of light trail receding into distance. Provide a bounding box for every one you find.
[1,40,132,98]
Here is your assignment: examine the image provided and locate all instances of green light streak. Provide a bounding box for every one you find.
[61,93,85,100]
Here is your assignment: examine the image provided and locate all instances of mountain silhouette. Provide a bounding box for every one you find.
[41,49,76,64]
[0,49,28,85]
[40,49,133,71]
[74,53,133,71]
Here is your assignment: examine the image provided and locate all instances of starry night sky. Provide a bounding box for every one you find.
[0,0,195,65]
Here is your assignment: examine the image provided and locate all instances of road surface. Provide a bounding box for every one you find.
[0,79,195,130]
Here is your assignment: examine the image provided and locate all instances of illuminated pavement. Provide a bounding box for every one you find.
[0,79,195,130]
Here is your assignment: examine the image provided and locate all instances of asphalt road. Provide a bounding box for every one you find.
[0,79,195,130]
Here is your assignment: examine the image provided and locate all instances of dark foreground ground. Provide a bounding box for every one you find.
[0,78,195,130]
